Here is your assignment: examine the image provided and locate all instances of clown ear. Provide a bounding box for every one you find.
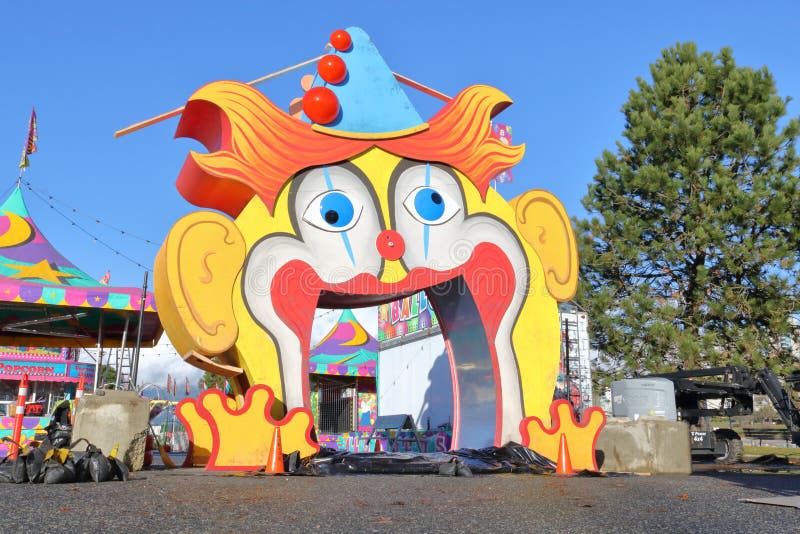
[154,211,245,377]
[510,190,579,302]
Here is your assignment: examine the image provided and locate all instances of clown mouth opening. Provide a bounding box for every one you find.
[250,241,525,449]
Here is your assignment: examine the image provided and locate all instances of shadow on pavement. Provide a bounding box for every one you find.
[693,466,800,496]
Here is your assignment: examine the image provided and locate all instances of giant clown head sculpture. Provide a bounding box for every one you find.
[155,27,579,452]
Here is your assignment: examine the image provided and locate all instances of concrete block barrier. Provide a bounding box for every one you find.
[596,417,691,474]
[71,390,150,471]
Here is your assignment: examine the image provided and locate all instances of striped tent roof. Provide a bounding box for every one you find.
[0,186,161,348]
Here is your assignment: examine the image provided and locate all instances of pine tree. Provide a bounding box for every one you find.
[99,364,117,388]
[199,370,226,390]
[576,42,800,382]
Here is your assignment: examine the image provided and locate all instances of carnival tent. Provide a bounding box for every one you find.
[0,186,161,348]
[309,310,377,377]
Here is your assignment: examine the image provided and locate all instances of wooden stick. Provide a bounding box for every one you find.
[113,54,326,138]
[114,107,184,139]
[393,72,452,102]
[245,54,325,86]
[114,58,452,138]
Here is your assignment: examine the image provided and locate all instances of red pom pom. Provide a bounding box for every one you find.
[330,29,352,52]
[302,86,340,124]
[318,54,347,84]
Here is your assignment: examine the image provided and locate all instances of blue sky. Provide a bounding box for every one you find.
[1,0,799,292]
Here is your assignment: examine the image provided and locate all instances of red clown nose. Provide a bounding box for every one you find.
[376,230,405,261]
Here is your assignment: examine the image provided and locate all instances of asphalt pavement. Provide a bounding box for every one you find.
[0,462,798,533]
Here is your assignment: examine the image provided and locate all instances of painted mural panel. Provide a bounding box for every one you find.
[357,390,377,431]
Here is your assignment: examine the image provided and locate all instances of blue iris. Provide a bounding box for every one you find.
[319,191,354,228]
[413,187,445,222]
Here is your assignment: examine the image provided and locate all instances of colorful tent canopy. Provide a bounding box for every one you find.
[309,309,377,377]
[0,186,161,348]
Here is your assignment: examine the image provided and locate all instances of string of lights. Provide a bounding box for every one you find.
[22,181,152,272]
[82,310,344,362]
[23,180,159,247]
[314,308,340,320]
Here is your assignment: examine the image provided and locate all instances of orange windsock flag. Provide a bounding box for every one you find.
[19,108,37,169]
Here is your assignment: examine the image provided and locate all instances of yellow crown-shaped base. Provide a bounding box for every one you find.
[520,399,606,471]
[177,385,319,471]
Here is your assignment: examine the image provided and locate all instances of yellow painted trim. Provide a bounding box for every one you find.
[311,122,429,139]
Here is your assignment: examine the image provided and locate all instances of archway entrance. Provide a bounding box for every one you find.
[377,291,454,451]
[309,294,456,452]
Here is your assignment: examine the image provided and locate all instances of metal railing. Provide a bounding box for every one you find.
[316,378,357,434]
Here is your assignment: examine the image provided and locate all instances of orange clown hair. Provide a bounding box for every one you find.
[175,80,525,217]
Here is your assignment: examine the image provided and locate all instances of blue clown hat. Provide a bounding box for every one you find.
[300,27,427,139]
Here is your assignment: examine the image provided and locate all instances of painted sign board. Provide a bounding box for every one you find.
[378,291,439,341]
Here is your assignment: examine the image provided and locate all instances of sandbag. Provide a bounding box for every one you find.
[76,444,113,483]
[107,445,129,482]
[0,438,32,483]
[47,423,73,449]
[0,454,27,483]
[45,401,73,449]
[73,442,128,483]
[26,446,47,483]
[42,448,77,484]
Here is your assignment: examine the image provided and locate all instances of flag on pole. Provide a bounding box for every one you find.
[167,373,171,394]
[18,108,38,169]
[172,377,177,396]
[99,270,111,285]
[185,376,190,396]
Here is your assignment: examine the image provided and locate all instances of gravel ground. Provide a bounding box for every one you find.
[0,464,798,533]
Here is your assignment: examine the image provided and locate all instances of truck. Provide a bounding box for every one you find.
[615,366,800,464]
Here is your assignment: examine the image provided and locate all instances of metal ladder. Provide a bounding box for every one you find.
[112,315,135,390]
[114,346,135,390]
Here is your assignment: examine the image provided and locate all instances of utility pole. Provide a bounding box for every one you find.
[131,270,148,389]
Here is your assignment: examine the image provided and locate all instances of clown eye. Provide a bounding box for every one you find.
[403,186,460,225]
[303,190,363,232]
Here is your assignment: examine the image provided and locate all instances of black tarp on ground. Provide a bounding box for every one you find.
[304,443,557,476]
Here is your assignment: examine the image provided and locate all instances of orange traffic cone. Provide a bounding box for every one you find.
[182,442,195,467]
[265,426,284,474]
[555,433,575,476]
